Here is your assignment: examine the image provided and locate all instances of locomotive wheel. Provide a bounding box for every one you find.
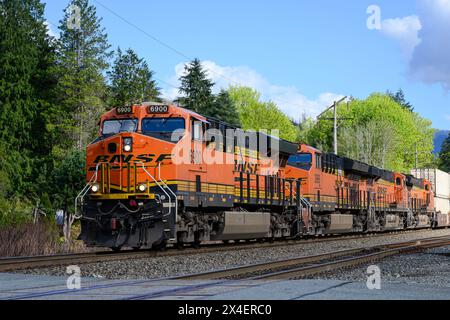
[192,232,201,249]
[176,241,185,250]
[111,246,122,252]
[154,240,167,252]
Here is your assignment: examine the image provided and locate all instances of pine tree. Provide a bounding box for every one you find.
[0,0,57,198]
[108,48,160,106]
[178,59,214,115]
[210,89,241,127]
[439,133,450,173]
[388,89,414,112]
[56,0,112,150]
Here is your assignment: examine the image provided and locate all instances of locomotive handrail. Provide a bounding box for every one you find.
[135,162,173,218]
[74,162,106,219]
[158,162,178,218]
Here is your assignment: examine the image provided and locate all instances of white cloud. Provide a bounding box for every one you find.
[162,60,344,120]
[380,16,422,59]
[409,0,450,90]
[378,0,450,90]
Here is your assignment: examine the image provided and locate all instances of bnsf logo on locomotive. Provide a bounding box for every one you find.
[93,153,172,164]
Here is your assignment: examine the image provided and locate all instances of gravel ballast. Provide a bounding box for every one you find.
[311,245,450,288]
[16,229,450,281]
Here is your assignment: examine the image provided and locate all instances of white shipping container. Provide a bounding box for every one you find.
[435,196,450,215]
[411,169,450,199]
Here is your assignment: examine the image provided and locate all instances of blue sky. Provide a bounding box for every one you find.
[43,0,450,130]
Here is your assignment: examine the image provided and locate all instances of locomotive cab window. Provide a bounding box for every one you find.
[102,119,137,136]
[315,154,322,169]
[288,153,312,171]
[396,177,402,186]
[141,118,185,141]
[191,120,203,141]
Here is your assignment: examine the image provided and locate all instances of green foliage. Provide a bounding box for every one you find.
[0,0,57,199]
[228,86,299,141]
[0,197,34,226]
[304,93,434,172]
[178,58,215,115]
[108,47,160,106]
[439,133,450,173]
[52,149,86,214]
[210,89,241,127]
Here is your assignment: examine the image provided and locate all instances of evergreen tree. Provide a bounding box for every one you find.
[108,48,160,106]
[178,59,214,115]
[56,0,112,151]
[439,133,450,173]
[210,90,241,127]
[388,89,414,112]
[0,0,57,198]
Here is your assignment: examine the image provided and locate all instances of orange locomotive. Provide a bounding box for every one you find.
[77,103,436,250]
[78,103,302,250]
[285,144,435,235]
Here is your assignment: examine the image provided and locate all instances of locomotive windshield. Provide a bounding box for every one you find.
[288,153,312,171]
[102,119,137,136]
[142,118,185,141]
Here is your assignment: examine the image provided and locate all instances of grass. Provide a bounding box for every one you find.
[0,221,90,258]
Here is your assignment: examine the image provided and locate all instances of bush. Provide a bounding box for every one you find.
[0,197,33,226]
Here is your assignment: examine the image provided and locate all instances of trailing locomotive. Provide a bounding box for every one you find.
[285,145,435,235]
[76,102,436,251]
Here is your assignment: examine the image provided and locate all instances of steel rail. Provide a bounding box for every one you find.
[252,238,450,280]
[175,236,450,281]
[0,230,445,272]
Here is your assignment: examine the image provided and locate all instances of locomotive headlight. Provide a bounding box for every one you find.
[123,137,133,152]
[137,183,147,193]
[91,183,100,193]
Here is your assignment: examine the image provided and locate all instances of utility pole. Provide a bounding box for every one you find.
[317,96,348,155]
[415,143,418,169]
[334,101,338,155]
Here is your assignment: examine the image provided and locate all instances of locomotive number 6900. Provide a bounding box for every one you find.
[148,105,169,114]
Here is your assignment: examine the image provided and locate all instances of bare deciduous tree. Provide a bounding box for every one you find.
[339,119,396,168]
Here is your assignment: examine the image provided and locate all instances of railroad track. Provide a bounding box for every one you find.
[176,235,450,281]
[0,228,442,272]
